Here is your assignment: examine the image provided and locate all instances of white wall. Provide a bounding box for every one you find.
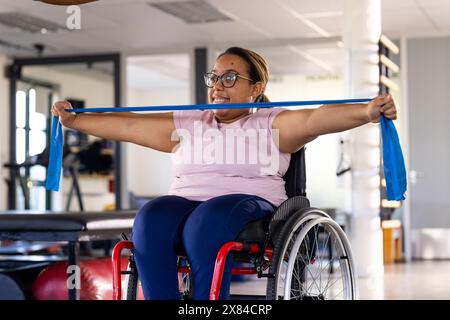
[266,74,346,209]
[405,36,450,259]
[22,66,113,108]
[0,55,10,210]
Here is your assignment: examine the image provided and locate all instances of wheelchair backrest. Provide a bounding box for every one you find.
[282,147,306,198]
[237,148,308,245]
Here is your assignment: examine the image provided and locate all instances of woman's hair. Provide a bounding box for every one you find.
[218,47,270,102]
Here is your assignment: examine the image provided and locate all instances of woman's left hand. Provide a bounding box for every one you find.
[367,93,397,123]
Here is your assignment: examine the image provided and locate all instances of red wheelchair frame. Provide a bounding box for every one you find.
[112,240,273,300]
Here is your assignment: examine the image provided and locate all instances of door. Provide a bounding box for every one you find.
[407,37,450,258]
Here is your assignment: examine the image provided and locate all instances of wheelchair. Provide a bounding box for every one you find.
[111,148,358,300]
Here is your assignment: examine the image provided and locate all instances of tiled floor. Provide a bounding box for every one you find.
[230,260,450,299]
[365,260,450,300]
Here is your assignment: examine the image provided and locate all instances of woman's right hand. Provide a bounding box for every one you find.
[51,101,77,128]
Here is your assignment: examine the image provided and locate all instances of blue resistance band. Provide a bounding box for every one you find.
[45,115,63,191]
[64,98,371,113]
[380,116,407,201]
[45,98,407,200]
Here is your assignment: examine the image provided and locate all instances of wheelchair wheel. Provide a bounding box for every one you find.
[124,260,139,300]
[178,273,192,300]
[178,257,193,300]
[266,208,357,300]
[123,256,193,300]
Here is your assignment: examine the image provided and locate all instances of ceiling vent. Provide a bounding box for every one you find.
[148,0,232,24]
[0,12,65,33]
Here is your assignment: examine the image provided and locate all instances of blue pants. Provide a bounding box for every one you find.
[132,194,275,300]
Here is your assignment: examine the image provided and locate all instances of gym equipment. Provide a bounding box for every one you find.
[0,274,25,300]
[31,257,143,300]
[0,210,135,300]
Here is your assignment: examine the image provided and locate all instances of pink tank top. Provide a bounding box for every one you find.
[168,108,291,206]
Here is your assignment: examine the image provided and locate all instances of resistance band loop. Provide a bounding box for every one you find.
[45,98,407,200]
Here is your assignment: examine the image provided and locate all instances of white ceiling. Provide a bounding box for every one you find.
[1,0,449,86]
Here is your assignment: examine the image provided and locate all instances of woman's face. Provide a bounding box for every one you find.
[208,54,262,123]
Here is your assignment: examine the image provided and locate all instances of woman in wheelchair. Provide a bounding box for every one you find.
[52,47,397,300]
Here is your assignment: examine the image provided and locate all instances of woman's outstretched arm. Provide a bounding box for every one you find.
[273,94,397,153]
[52,100,178,153]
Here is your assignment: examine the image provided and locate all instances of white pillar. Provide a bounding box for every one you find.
[343,0,384,297]
[120,53,130,209]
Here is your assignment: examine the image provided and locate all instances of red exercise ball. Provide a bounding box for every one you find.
[31,257,144,300]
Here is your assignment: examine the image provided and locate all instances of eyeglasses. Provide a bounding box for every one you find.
[203,72,254,88]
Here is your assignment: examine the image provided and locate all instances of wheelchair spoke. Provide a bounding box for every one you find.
[318,233,343,298]
[323,238,347,298]
[307,226,325,295]
[316,233,337,291]
[294,225,347,300]
[322,274,342,297]
[329,287,345,300]
[294,245,322,297]
[303,267,320,297]
[319,230,332,291]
